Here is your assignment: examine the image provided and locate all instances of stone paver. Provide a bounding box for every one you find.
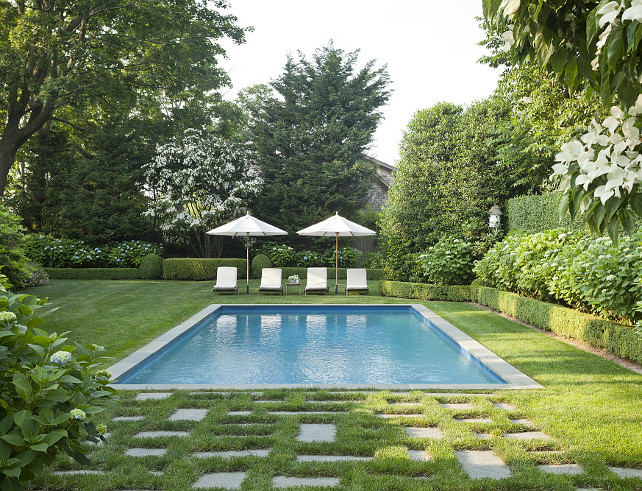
[168,408,208,421]
[135,393,172,401]
[298,423,336,442]
[609,466,642,478]
[193,472,246,489]
[493,403,516,411]
[476,433,492,439]
[134,431,190,438]
[253,400,282,404]
[377,413,424,419]
[308,400,347,404]
[440,403,475,410]
[193,449,270,458]
[125,448,167,457]
[296,455,372,462]
[53,470,105,475]
[273,476,340,488]
[503,431,553,441]
[226,411,252,416]
[511,418,536,427]
[390,402,422,407]
[407,449,431,461]
[538,464,583,475]
[455,417,493,423]
[405,427,444,439]
[456,450,511,479]
[113,416,145,422]
[268,410,347,415]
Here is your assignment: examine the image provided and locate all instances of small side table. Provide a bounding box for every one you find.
[285,282,302,295]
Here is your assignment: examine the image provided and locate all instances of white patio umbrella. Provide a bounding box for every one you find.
[207,212,287,294]
[297,212,376,294]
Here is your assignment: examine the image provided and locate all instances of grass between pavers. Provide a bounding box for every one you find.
[21,280,642,490]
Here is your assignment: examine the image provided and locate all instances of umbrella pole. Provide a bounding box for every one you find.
[246,232,250,295]
[335,233,338,294]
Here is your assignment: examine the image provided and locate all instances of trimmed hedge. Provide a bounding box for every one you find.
[251,254,272,279]
[162,258,247,281]
[379,280,472,302]
[507,192,578,233]
[475,285,642,364]
[45,268,140,280]
[278,267,385,280]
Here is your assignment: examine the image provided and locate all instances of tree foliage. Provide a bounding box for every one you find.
[143,129,262,258]
[247,44,391,235]
[0,0,247,195]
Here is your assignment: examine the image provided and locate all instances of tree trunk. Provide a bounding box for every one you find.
[0,131,20,196]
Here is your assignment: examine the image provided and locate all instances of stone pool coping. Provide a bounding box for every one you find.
[109,304,543,390]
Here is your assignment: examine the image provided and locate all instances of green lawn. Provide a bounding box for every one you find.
[24,280,642,490]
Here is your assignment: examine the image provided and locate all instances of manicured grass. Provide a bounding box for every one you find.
[22,280,642,490]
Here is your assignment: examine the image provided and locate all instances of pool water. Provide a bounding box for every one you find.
[117,306,506,385]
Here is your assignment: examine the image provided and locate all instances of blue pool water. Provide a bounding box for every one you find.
[117,306,506,385]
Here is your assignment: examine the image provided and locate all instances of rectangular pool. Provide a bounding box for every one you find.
[110,305,541,390]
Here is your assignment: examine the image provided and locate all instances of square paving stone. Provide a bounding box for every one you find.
[135,393,172,401]
[511,418,536,427]
[405,427,444,439]
[609,466,642,478]
[503,431,553,441]
[538,464,583,475]
[390,402,422,407]
[193,449,270,458]
[227,411,252,416]
[268,410,347,415]
[456,450,511,479]
[168,409,208,421]
[476,433,493,440]
[113,416,145,422]
[377,413,424,419]
[296,455,372,462]
[53,470,105,475]
[125,448,167,457]
[440,403,475,410]
[134,431,190,438]
[407,449,431,461]
[193,472,246,489]
[253,400,282,404]
[493,403,516,411]
[273,476,340,488]
[298,423,336,442]
[455,418,493,423]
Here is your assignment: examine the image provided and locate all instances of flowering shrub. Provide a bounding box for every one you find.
[322,246,361,268]
[474,229,642,324]
[0,274,117,488]
[418,237,476,285]
[261,244,296,267]
[23,235,162,269]
[0,204,31,288]
[296,250,323,267]
[23,262,50,288]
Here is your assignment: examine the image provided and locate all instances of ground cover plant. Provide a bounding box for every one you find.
[17,280,642,489]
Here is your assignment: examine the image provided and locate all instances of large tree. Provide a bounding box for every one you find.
[247,44,391,234]
[0,0,247,195]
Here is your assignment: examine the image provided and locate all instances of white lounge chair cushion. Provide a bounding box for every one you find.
[306,267,328,289]
[260,268,282,289]
[346,268,368,290]
[214,267,238,289]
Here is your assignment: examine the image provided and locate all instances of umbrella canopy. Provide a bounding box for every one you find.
[297,212,376,293]
[207,212,287,293]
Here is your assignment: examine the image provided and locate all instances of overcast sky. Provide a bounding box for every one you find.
[219,0,501,166]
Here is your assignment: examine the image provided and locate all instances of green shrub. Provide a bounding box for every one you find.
[379,280,472,302]
[251,254,272,278]
[360,251,384,269]
[322,246,361,268]
[162,258,246,280]
[261,244,296,267]
[107,241,163,268]
[45,268,140,280]
[418,237,476,285]
[0,204,31,288]
[23,262,50,288]
[295,250,323,267]
[507,192,575,233]
[138,254,163,279]
[278,267,385,281]
[0,274,118,488]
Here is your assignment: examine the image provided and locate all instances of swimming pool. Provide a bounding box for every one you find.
[110,304,541,390]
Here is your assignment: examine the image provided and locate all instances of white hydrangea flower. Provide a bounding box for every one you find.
[50,351,72,366]
[70,409,86,421]
[0,311,17,322]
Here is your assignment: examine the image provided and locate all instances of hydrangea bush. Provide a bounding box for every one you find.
[0,275,117,488]
[418,237,476,285]
[0,204,32,288]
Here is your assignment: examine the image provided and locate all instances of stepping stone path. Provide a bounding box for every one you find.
[227,411,252,416]
[134,431,190,438]
[273,476,340,488]
[407,449,431,461]
[389,402,422,407]
[53,470,105,476]
[308,400,347,404]
[253,400,281,404]
[456,450,511,479]
[268,410,346,415]
[493,402,516,411]
[476,433,492,439]
[503,431,553,441]
[377,413,424,419]
[168,408,208,421]
[193,472,246,489]
[296,455,372,462]
[298,423,336,442]
[511,418,536,427]
[135,393,172,401]
[193,449,270,458]
[440,403,475,410]
[113,416,144,422]
[609,466,642,478]
[538,464,583,475]
[455,417,493,423]
[405,427,444,439]
[125,448,167,457]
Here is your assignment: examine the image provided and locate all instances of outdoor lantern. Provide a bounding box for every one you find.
[489,204,502,228]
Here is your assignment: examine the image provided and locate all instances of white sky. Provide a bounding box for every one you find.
[219,0,501,166]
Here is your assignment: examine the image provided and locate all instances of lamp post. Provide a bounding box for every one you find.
[489,205,502,229]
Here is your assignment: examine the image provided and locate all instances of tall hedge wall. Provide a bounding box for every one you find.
[45,268,140,280]
[507,192,579,233]
[162,258,247,281]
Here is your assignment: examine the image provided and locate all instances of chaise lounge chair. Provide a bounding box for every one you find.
[305,267,329,295]
[258,268,283,295]
[212,266,239,295]
[345,268,369,295]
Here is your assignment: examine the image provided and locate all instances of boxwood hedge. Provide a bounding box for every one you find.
[162,258,247,281]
